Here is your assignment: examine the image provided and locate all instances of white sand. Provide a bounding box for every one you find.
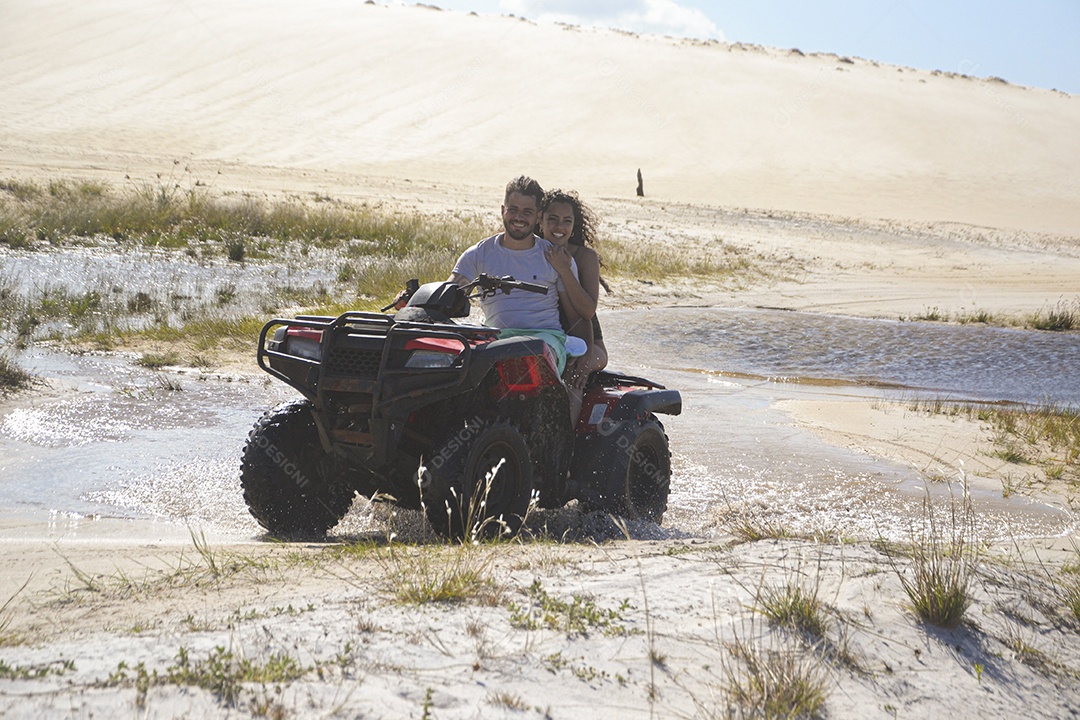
[2,0,1079,234]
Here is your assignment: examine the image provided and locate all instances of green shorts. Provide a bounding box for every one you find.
[497,328,568,374]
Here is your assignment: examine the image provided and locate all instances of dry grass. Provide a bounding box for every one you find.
[725,507,796,543]
[0,577,31,647]
[899,299,1079,332]
[1062,550,1080,622]
[905,398,1079,488]
[50,530,280,602]
[892,489,979,628]
[0,174,480,252]
[0,353,36,393]
[716,621,830,720]
[1029,299,1078,332]
[754,578,830,640]
[601,234,757,282]
[377,542,502,606]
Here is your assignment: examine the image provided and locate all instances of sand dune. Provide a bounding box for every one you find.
[2,0,1079,234]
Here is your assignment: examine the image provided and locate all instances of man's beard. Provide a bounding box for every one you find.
[504,222,534,241]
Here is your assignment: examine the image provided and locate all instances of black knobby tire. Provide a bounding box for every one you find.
[577,416,671,523]
[240,400,355,537]
[423,419,534,539]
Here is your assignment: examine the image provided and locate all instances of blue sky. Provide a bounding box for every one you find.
[407,0,1080,94]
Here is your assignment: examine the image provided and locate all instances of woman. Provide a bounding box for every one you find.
[540,189,609,389]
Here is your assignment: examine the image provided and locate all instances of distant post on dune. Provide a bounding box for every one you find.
[636,168,644,197]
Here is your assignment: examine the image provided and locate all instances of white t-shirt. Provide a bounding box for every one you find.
[452,233,577,330]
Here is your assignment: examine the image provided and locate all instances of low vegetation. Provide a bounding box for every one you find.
[1,174,759,357]
[891,491,979,628]
[0,354,36,393]
[717,624,830,720]
[0,174,477,251]
[6,520,1079,717]
[901,299,1079,332]
[754,578,830,640]
[377,541,502,605]
[905,398,1080,489]
[52,530,279,602]
[0,174,484,352]
[508,579,630,637]
[107,646,306,709]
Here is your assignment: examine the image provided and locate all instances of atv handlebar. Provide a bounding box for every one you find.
[382,274,547,313]
[465,273,548,299]
[381,278,421,312]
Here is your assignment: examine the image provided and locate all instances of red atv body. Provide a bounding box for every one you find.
[240,275,681,538]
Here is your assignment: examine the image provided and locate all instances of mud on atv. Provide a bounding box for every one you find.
[241,274,682,539]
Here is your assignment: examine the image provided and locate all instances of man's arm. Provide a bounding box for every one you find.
[450,244,478,287]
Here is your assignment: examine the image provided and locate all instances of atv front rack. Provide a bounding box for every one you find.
[257,311,501,404]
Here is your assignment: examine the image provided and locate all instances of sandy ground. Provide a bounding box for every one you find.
[0,523,1077,720]
[2,1,1080,717]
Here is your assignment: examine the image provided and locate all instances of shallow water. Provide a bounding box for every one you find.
[0,306,1076,543]
[600,308,1078,540]
[604,307,1080,408]
[0,244,349,337]
[0,350,287,533]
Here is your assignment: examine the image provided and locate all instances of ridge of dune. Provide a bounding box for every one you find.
[1,0,1078,234]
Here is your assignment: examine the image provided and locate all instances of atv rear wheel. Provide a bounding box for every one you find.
[423,419,534,540]
[577,416,670,523]
[240,400,355,537]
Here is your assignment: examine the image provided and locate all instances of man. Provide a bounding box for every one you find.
[448,176,580,374]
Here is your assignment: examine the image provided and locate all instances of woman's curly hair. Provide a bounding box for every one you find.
[541,189,598,248]
[541,189,611,293]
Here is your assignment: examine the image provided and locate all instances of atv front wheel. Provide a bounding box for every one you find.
[576,416,670,523]
[423,419,534,540]
[240,400,355,537]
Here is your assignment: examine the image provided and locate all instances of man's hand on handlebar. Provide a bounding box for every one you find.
[469,273,548,297]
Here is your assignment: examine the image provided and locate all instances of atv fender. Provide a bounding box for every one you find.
[609,389,682,420]
[461,335,553,388]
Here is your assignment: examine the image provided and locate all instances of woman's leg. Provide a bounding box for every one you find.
[582,339,608,377]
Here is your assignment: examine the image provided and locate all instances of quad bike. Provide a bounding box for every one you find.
[240,274,682,538]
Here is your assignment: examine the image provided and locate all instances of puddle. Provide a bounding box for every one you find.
[0,305,1077,543]
[604,307,1080,407]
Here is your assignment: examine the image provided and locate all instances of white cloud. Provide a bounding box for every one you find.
[499,0,723,40]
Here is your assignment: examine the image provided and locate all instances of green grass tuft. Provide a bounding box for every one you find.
[379,543,500,605]
[0,354,36,393]
[894,491,978,628]
[1029,300,1078,332]
[135,351,181,369]
[754,580,830,640]
[720,628,829,719]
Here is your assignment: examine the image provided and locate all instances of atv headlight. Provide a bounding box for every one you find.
[405,350,457,368]
[284,337,322,361]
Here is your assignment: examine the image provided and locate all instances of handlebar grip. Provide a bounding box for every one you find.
[514,280,548,294]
